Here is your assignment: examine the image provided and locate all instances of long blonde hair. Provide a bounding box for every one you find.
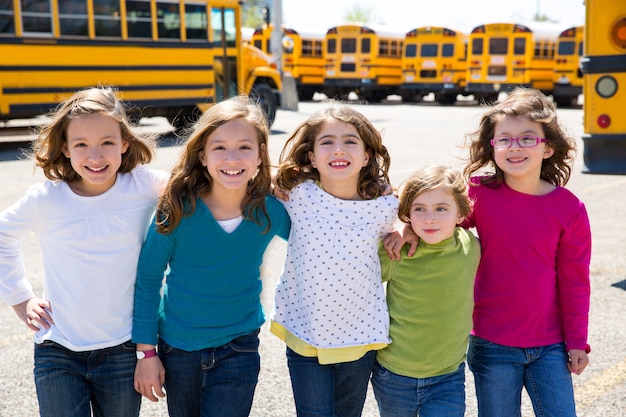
[275,103,390,199]
[31,86,154,182]
[156,96,271,234]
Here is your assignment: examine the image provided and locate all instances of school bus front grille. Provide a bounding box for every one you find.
[340,63,356,72]
[419,70,437,78]
[488,66,507,76]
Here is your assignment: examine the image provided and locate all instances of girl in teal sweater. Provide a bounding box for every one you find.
[132,96,290,417]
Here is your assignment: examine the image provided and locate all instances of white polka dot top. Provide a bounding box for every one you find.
[272,180,399,349]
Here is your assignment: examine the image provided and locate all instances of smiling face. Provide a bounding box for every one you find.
[408,186,463,245]
[492,115,555,189]
[63,113,128,196]
[308,118,369,199]
[199,118,262,194]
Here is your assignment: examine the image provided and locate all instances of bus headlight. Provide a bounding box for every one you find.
[596,75,618,98]
[282,36,295,53]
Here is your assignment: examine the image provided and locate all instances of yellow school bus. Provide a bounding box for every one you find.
[400,26,468,104]
[324,23,404,102]
[282,27,326,100]
[581,1,626,174]
[0,0,283,129]
[252,24,325,100]
[553,26,584,107]
[466,22,559,103]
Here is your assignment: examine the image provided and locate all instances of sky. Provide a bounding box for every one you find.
[280,0,585,34]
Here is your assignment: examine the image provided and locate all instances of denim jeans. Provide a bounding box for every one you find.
[286,347,376,417]
[467,335,577,417]
[371,361,466,417]
[159,329,261,417]
[33,340,140,417]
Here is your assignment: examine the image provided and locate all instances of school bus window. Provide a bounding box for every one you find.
[391,41,400,56]
[472,38,483,55]
[442,43,454,57]
[156,1,180,40]
[380,40,389,56]
[126,0,152,39]
[406,44,417,57]
[327,38,336,53]
[0,0,15,35]
[422,44,437,57]
[94,0,121,38]
[361,38,369,53]
[185,3,207,41]
[302,40,320,56]
[489,38,507,54]
[211,7,235,47]
[21,0,53,35]
[514,38,525,55]
[58,0,88,37]
[342,38,356,53]
[558,40,575,55]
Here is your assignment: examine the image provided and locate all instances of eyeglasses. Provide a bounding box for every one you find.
[490,136,548,149]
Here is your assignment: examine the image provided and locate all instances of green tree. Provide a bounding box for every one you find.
[242,0,267,28]
[534,13,558,23]
[343,4,373,23]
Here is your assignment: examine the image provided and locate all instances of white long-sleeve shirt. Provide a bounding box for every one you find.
[0,166,167,351]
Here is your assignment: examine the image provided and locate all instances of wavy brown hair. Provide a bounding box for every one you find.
[156,96,271,234]
[31,86,154,182]
[398,165,472,224]
[463,87,576,187]
[275,103,390,199]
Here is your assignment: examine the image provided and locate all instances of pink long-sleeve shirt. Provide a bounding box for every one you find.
[464,178,591,352]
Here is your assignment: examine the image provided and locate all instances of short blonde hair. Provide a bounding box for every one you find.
[398,165,472,224]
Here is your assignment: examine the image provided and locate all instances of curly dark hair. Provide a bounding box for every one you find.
[275,103,391,199]
[464,87,576,187]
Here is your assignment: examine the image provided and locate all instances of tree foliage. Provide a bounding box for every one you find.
[242,0,268,28]
[343,5,373,23]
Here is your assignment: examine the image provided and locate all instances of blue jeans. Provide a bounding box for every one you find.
[286,347,376,417]
[371,361,466,417]
[467,335,577,417]
[34,340,140,417]
[159,329,261,417]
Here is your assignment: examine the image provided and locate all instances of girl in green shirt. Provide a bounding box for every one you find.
[373,164,481,417]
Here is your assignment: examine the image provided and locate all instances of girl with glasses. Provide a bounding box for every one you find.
[462,87,591,417]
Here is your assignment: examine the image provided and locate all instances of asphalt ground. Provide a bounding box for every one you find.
[0,97,624,416]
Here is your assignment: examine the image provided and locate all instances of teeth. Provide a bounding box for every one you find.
[330,161,348,166]
[223,170,243,175]
[88,166,106,172]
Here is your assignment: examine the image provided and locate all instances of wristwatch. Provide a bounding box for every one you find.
[136,348,158,359]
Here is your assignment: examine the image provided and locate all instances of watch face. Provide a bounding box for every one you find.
[136,351,146,359]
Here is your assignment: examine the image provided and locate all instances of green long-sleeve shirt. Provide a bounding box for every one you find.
[377,227,480,378]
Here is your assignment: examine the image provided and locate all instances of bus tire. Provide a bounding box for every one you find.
[555,95,578,107]
[435,93,457,105]
[250,84,277,127]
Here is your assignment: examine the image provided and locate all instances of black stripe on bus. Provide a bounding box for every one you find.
[0,37,224,49]
[580,55,626,74]
[0,65,213,72]
[3,84,214,94]
[10,97,214,113]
